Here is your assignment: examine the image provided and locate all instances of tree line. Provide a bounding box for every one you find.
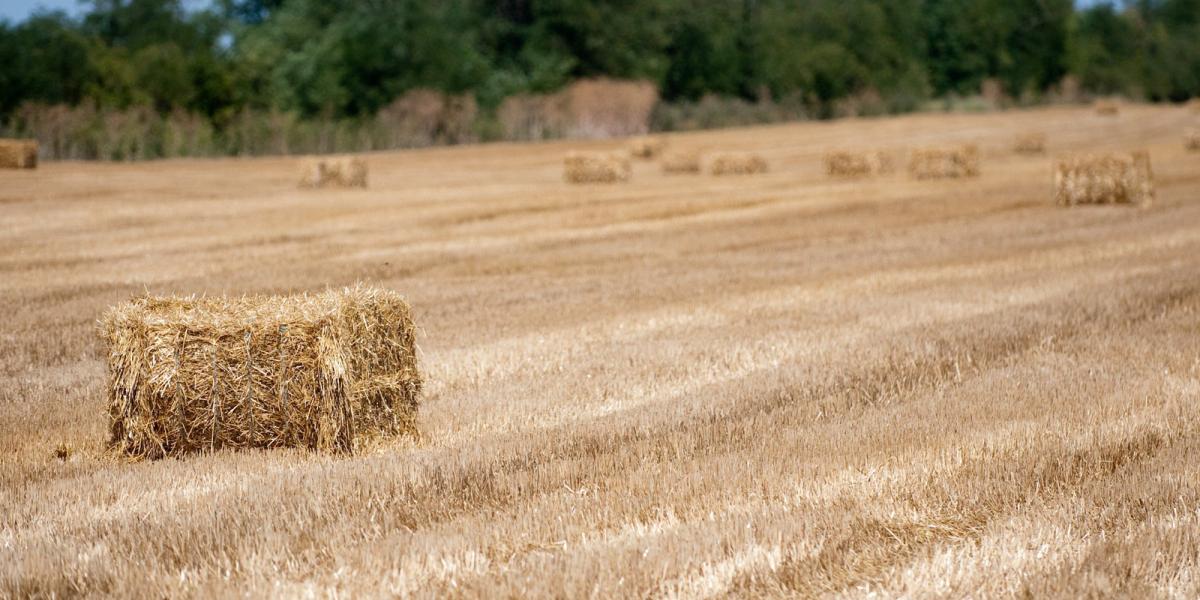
[1,0,1197,159]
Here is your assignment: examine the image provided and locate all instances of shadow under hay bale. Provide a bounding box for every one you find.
[1054,151,1154,207]
[1094,100,1120,116]
[1013,133,1047,155]
[564,151,631,183]
[824,150,893,178]
[660,150,701,174]
[908,145,980,179]
[0,139,38,169]
[628,136,665,159]
[101,285,422,459]
[709,153,768,176]
[299,156,368,188]
[1185,129,1200,152]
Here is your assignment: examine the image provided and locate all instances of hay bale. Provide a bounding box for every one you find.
[628,136,666,159]
[1185,128,1200,152]
[563,151,631,183]
[299,156,368,188]
[1013,133,1047,155]
[1186,98,1200,114]
[1094,100,1120,116]
[101,285,422,459]
[1054,151,1154,207]
[0,138,38,169]
[709,153,768,176]
[660,150,701,174]
[823,150,893,177]
[908,145,980,179]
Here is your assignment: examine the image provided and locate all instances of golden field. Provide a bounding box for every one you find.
[2,104,1200,598]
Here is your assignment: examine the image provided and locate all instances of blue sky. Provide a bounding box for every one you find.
[0,0,1117,25]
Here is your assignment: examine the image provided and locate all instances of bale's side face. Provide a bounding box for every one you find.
[908,145,980,179]
[628,136,665,159]
[564,152,631,183]
[1054,152,1155,207]
[709,153,768,176]
[298,156,368,188]
[661,150,701,174]
[101,286,421,458]
[0,139,38,169]
[1185,129,1200,152]
[825,151,892,177]
[1095,100,1120,116]
[1013,133,1047,155]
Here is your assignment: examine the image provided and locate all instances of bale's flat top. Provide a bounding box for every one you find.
[112,285,402,329]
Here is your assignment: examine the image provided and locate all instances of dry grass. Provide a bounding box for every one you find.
[1185,128,1200,152]
[0,138,38,169]
[1054,151,1155,207]
[563,151,631,183]
[1014,132,1047,155]
[299,155,368,188]
[709,152,768,175]
[824,150,894,177]
[101,285,421,459]
[3,104,1200,598]
[908,144,980,179]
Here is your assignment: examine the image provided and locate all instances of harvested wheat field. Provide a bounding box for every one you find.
[3,104,1200,598]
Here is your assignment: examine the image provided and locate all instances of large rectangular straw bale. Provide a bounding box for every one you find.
[299,156,368,188]
[101,285,422,459]
[660,149,701,174]
[628,136,666,159]
[0,138,38,169]
[1186,98,1200,113]
[1094,100,1120,116]
[709,152,768,176]
[908,145,980,179]
[1185,128,1200,152]
[564,151,631,183]
[1054,151,1154,207]
[1013,133,1047,155]
[824,150,893,177]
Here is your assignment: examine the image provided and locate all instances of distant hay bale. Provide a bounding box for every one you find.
[299,156,368,188]
[563,151,631,183]
[628,136,666,159]
[709,152,768,176]
[660,150,701,174]
[1094,100,1120,116]
[1054,151,1154,207]
[0,138,38,169]
[101,285,422,459]
[908,145,980,179]
[1013,133,1047,155]
[1185,129,1200,152]
[1186,98,1200,114]
[824,150,893,177]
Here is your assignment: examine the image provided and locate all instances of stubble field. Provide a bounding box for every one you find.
[2,104,1200,598]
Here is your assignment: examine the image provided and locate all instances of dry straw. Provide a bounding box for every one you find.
[1186,98,1200,113]
[1054,151,1154,207]
[563,151,631,183]
[1013,133,1047,155]
[908,145,980,179]
[1094,99,1120,116]
[101,284,422,459]
[0,138,38,169]
[1185,129,1200,152]
[709,152,768,176]
[824,150,894,177]
[628,136,666,159]
[299,156,368,188]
